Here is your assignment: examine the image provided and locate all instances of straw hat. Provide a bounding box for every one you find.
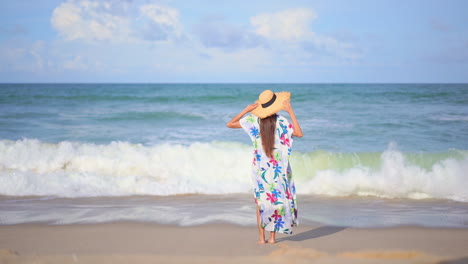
[251,90,291,119]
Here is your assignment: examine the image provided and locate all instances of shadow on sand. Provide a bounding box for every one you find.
[277,226,348,242]
[438,257,468,264]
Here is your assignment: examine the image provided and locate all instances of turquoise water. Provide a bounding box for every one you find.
[1,83,467,198]
[1,83,467,152]
[1,83,468,227]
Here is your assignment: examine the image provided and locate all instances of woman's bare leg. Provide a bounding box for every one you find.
[268,231,276,244]
[256,207,266,244]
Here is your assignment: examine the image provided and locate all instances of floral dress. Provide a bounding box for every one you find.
[240,114,298,234]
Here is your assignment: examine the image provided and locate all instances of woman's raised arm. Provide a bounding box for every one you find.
[283,100,303,137]
[226,103,258,129]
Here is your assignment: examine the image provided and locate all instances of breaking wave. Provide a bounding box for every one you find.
[0,139,467,202]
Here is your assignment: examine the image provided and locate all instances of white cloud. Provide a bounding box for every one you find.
[51,0,183,42]
[0,3,361,81]
[302,35,362,61]
[250,8,361,62]
[193,17,264,51]
[50,3,359,62]
[251,8,316,42]
[51,0,131,42]
[138,4,183,41]
[63,55,88,70]
[140,4,182,34]
[0,40,49,73]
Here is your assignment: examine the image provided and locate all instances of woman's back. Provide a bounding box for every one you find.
[226,89,303,242]
[240,114,293,164]
[240,113,297,234]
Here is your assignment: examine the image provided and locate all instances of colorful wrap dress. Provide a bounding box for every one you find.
[240,114,298,234]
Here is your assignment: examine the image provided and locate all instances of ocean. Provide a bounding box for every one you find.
[0,83,467,228]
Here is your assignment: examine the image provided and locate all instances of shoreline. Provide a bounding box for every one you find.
[2,194,467,228]
[1,222,467,263]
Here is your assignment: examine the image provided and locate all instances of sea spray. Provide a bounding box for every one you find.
[297,143,468,201]
[0,139,467,201]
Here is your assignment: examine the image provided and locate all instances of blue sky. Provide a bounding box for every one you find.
[0,0,467,83]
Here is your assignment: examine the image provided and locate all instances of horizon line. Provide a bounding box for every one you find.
[1,82,467,84]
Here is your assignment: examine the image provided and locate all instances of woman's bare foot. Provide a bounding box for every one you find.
[257,240,267,244]
[268,231,276,244]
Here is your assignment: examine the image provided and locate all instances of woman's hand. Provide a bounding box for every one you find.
[227,103,258,129]
[283,99,293,114]
[245,103,258,113]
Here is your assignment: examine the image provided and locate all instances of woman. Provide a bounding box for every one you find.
[227,90,303,244]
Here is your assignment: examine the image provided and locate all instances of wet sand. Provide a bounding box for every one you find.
[0,222,467,263]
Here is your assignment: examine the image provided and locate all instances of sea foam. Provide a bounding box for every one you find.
[0,139,467,201]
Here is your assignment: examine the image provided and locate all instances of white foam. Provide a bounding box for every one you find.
[0,139,252,197]
[432,114,468,121]
[299,143,468,202]
[0,139,467,202]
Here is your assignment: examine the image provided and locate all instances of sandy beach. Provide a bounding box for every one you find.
[2,0,468,261]
[0,222,467,264]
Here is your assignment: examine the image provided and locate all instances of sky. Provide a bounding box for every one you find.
[0,0,467,83]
